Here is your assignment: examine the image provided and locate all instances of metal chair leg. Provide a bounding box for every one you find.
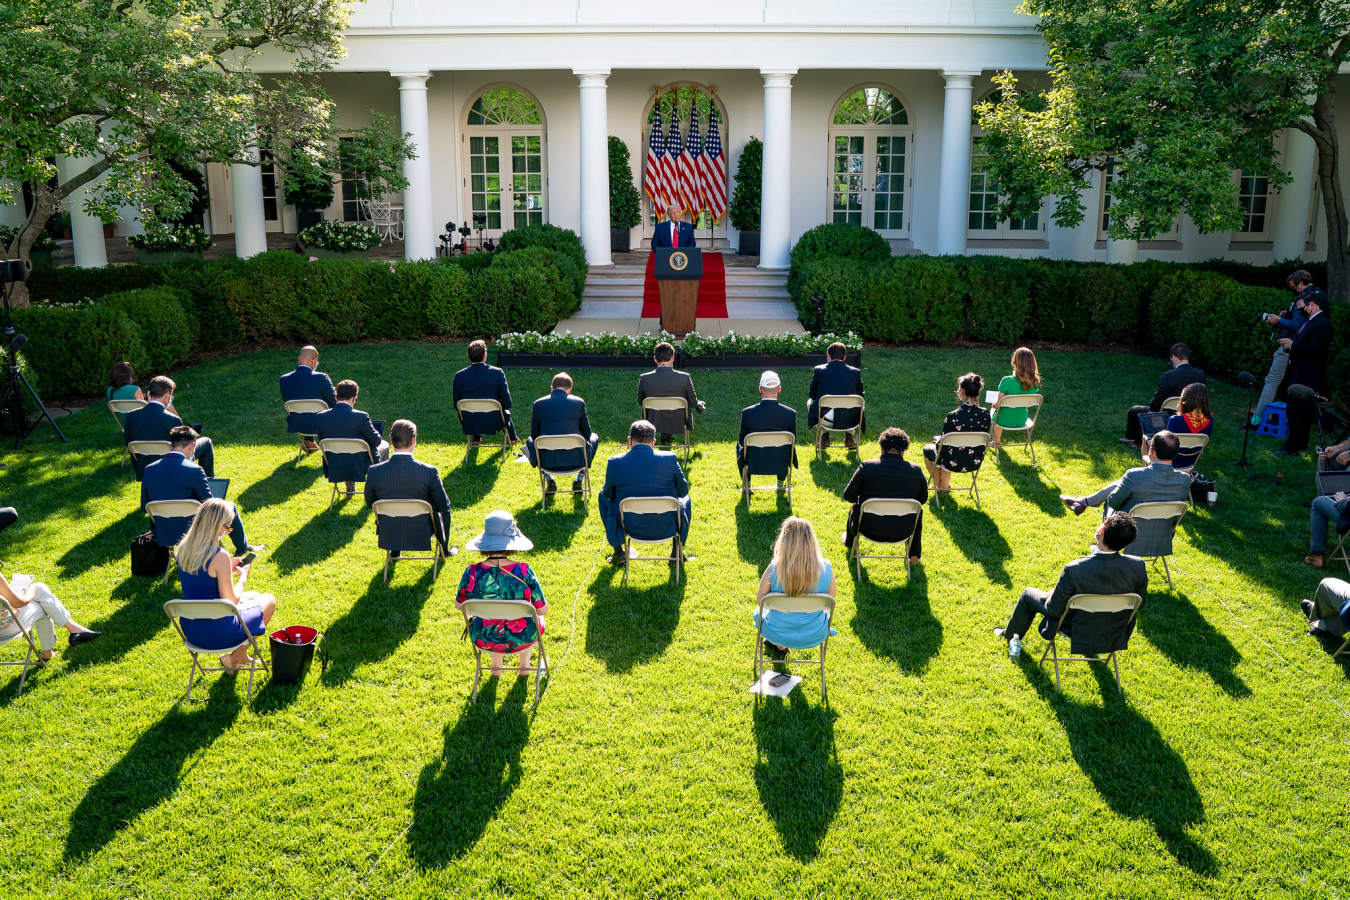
[471,649,482,704]
[14,642,33,697]
[623,540,631,586]
[1162,555,1173,589]
[1111,651,1123,694]
[383,551,392,587]
[185,653,199,702]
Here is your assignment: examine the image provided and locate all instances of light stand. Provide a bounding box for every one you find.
[0,259,66,450]
[1236,371,1256,472]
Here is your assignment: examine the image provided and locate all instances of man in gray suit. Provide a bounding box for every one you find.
[364,419,452,558]
[637,341,704,444]
[1062,431,1191,558]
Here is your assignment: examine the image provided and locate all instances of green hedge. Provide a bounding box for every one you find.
[13,304,147,400]
[100,287,193,372]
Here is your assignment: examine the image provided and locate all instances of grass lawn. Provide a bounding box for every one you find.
[0,342,1346,899]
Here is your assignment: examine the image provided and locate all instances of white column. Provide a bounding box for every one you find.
[936,70,979,257]
[60,154,109,268]
[575,69,612,267]
[759,69,796,270]
[1273,127,1317,262]
[394,71,435,261]
[230,146,268,259]
[1105,238,1138,264]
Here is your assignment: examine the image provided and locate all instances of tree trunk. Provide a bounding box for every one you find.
[1314,90,1348,303]
[3,183,62,309]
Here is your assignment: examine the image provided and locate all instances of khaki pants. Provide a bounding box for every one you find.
[0,583,71,651]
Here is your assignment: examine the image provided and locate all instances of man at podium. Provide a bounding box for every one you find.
[652,203,696,248]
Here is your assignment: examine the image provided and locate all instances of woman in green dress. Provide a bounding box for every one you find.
[456,510,547,677]
[992,347,1041,448]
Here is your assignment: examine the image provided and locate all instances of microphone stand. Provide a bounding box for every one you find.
[0,274,66,450]
[1236,379,1256,473]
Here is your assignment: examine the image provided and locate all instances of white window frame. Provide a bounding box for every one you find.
[967,128,1045,241]
[460,84,549,240]
[825,84,914,240]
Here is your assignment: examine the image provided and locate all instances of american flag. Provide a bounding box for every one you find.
[643,107,669,214]
[684,110,706,219]
[665,105,692,216]
[700,107,728,223]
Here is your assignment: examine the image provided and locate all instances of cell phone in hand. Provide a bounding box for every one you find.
[769,673,792,687]
[238,552,257,567]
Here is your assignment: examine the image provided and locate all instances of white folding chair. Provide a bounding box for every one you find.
[372,498,444,586]
[991,394,1045,465]
[109,399,147,463]
[927,431,994,509]
[1161,396,1182,413]
[1127,500,1188,589]
[164,599,270,702]
[1173,433,1209,477]
[318,438,375,509]
[642,396,691,464]
[754,592,836,703]
[144,499,202,584]
[849,498,923,580]
[456,399,511,462]
[0,592,42,697]
[457,598,549,707]
[741,431,795,506]
[618,496,684,585]
[283,399,329,461]
[535,434,591,506]
[127,440,171,475]
[815,394,865,461]
[1040,592,1144,694]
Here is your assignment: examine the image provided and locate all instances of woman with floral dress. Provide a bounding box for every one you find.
[456,510,547,677]
[922,373,993,493]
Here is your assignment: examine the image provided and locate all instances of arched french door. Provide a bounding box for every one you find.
[640,84,730,247]
[826,86,913,240]
[461,86,548,240]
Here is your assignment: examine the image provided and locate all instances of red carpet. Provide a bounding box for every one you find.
[641,251,728,319]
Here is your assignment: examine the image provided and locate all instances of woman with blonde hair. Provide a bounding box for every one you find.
[753,517,838,659]
[175,498,276,671]
[992,347,1041,447]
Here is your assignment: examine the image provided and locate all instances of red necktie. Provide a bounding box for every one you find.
[671,222,678,246]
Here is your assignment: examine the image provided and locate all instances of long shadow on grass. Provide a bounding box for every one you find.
[448,447,509,511]
[1020,657,1218,876]
[849,567,942,675]
[270,504,372,576]
[235,459,323,514]
[807,454,857,499]
[995,456,1066,519]
[930,501,1012,587]
[512,495,588,553]
[736,493,792,563]
[64,677,241,861]
[1136,588,1251,698]
[584,561,684,673]
[753,691,842,863]
[320,568,436,686]
[407,678,530,867]
[54,507,145,578]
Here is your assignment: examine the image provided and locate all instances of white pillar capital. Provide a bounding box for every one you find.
[760,69,797,88]
[578,69,612,267]
[391,71,431,86]
[396,71,435,260]
[941,69,982,85]
[574,68,611,86]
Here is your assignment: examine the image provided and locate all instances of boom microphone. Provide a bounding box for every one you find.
[5,334,25,355]
[1237,371,1257,387]
[1287,383,1328,403]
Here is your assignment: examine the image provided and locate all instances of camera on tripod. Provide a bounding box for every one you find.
[0,256,66,448]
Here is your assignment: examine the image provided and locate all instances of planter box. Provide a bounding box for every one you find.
[498,352,652,369]
[610,227,631,253]
[303,247,370,261]
[296,210,325,232]
[681,351,861,370]
[29,251,53,268]
[137,248,205,265]
[737,230,760,256]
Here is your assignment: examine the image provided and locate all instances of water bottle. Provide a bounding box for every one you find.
[1008,636,1022,659]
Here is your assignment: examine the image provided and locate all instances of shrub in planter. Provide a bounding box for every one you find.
[864,256,966,344]
[225,251,307,341]
[729,137,763,252]
[425,263,474,335]
[964,255,1032,344]
[496,223,587,276]
[492,246,584,313]
[609,136,642,252]
[298,220,381,255]
[127,223,214,261]
[795,257,870,331]
[99,287,193,372]
[12,303,146,399]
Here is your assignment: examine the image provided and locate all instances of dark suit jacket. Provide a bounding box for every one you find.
[651,220,695,248]
[807,359,865,430]
[530,389,594,470]
[364,453,451,552]
[737,399,798,476]
[123,401,185,480]
[599,443,690,544]
[1149,362,1206,411]
[452,362,514,436]
[1287,310,1333,392]
[140,452,210,547]
[279,365,336,434]
[1041,550,1149,655]
[638,365,700,433]
[843,454,927,543]
[315,403,383,483]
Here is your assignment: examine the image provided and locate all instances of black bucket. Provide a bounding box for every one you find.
[268,625,326,685]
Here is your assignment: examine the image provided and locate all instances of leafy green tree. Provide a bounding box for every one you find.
[608,136,642,230]
[976,0,1350,299]
[729,137,763,232]
[0,0,413,305]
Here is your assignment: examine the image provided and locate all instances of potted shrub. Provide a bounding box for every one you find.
[729,137,762,256]
[609,136,642,254]
[494,329,861,369]
[495,330,666,368]
[284,149,336,233]
[127,223,214,263]
[298,220,381,260]
[0,226,58,267]
[679,331,861,368]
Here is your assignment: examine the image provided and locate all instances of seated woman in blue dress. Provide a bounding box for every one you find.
[175,498,277,671]
[1166,382,1212,469]
[754,516,838,659]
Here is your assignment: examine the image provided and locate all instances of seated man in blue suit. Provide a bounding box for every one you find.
[650,203,696,249]
[141,426,260,554]
[737,371,798,487]
[452,340,517,445]
[598,420,692,565]
[314,379,390,494]
[123,375,215,481]
[525,372,600,496]
[807,341,865,449]
[279,345,336,450]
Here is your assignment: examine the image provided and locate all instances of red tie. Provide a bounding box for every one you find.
[671,222,677,246]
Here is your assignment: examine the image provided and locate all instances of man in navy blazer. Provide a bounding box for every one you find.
[599,420,692,563]
[737,371,799,481]
[650,204,696,249]
[141,426,259,553]
[314,379,390,492]
[452,340,517,443]
[525,372,600,493]
[279,345,336,445]
[807,341,865,448]
[123,375,215,481]
[365,419,452,557]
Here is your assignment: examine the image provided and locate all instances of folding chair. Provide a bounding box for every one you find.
[991,394,1045,465]
[815,394,865,461]
[1335,634,1350,661]
[1327,530,1350,578]
[1173,433,1209,477]
[741,431,795,506]
[127,440,171,477]
[318,438,375,509]
[457,598,549,707]
[618,496,684,585]
[456,399,511,462]
[109,399,147,463]
[144,499,202,584]
[1127,500,1188,589]
[371,499,445,586]
[534,434,591,507]
[641,396,691,464]
[0,592,42,697]
[754,592,836,703]
[927,431,994,509]
[1161,396,1182,414]
[1039,592,1144,694]
[283,399,329,461]
[849,498,923,580]
[164,599,270,702]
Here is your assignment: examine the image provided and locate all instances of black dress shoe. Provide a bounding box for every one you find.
[1274,449,1298,458]
[572,477,584,492]
[389,550,401,560]
[609,548,627,566]
[68,631,102,647]
[1301,599,1316,619]
[544,480,557,498]
[763,642,787,660]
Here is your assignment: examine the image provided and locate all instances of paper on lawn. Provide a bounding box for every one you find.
[749,671,802,697]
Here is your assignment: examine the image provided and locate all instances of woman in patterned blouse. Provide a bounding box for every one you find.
[456,510,547,677]
[922,373,993,492]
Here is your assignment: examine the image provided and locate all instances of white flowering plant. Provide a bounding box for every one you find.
[127,223,214,253]
[495,330,860,358]
[0,225,58,253]
[298,220,381,252]
[679,331,860,358]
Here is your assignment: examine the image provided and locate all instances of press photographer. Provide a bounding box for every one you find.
[1249,270,1322,431]
[1275,281,1333,459]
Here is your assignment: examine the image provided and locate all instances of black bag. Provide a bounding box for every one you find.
[1190,474,1215,506]
[131,531,169,577]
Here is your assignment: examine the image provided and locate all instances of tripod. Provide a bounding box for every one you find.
[1236,373,1257,472]
[0,264,67,450]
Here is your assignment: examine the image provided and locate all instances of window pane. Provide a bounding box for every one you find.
[512,136,526,153]
[485,175,499,192]
[485,156,499,174]
[848,211,861,226]
[470,136,484,154]
[890,212,903,229]
[471,156,484,174]
[515,211,527,229]
[849,136,863,154]
[835,136,849,152]
[527,136,540,152]
[513,174,526,192]
[485,137,498,154]
[530,210,543,225]
[528,175,542,192]
[527,156,541,173]
[471,175,485,192]
[876,136,889,154]
[488,212,501,229]
[486,194,500,211]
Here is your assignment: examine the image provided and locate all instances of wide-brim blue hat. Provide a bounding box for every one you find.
[464,509,533,552]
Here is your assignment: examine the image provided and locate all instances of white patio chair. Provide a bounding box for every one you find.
[0,591,42,698]
[164,599,270,703]
[1040,593,1144,694]
[318,438,375,509]
[372,498,444,586]
[1126,501,1188,589]
[618,496,684,585]
[283,399,329,462]
[368,200,396,243]
[458,598,549,707]
[849,498,923,580]
[455,399,510,462]
[741,431,795,506]
[927,431,994,509]
[991,393,1045,466]
[144,499,203,584]
[642,396,691,464]
[127,440,172,477]
[815,394,865,461]
[754,592,836,703]
[534,434,591,506]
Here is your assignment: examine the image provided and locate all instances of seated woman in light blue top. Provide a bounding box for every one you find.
[753,516,838,657]
[106,361,145,426]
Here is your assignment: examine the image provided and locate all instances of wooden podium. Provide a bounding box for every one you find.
[653,248,703,337]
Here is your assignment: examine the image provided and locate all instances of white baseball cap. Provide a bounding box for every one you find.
[759,371,781,389]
